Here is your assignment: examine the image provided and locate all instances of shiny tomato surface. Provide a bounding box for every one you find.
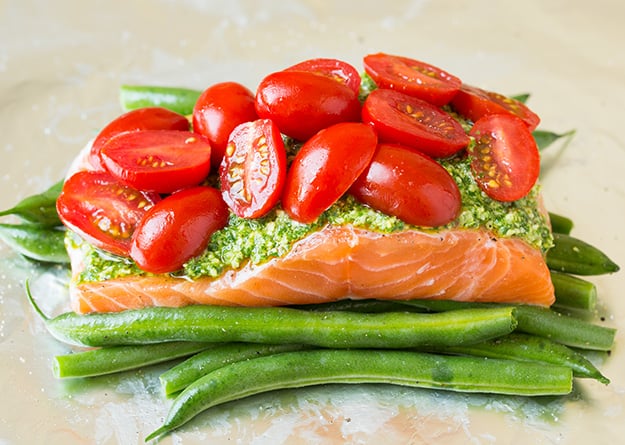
[130,186,229,273]
[100,130,212,194]
[193,82,258,167]
[255,70,361,141]
[282,122,378,223]
[350,143,461,227]
[57,171,160,257]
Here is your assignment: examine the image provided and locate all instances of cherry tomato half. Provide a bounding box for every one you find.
[56,171,160,257]
[88,107,189,171]
[285,58,361,94]
[451,84,540,131]
[350,143,461,227]
[363,53,462,106]
[282,122,378,223]
[362,88,470,158]
[255,70,361,141]
[219,119,287,218]
[193,82,258,167]
[100,130,212,194]
[130,186,229,274]
[468,114,540,202]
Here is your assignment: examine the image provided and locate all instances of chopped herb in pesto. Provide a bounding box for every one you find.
[73,154,552,285]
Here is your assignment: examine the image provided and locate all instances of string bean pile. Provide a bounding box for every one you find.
[1,86,620,442]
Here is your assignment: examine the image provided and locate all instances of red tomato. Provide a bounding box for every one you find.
[88,107,189,171]
[350,143,461,227]
[100,130,212,194]
[219,119,287,218]
[451,84,540,131]
[282,122,378,223]
[285,58,361,94]
[130,186,229,274]
[362,88,470,158]
[468,114,540,202]
[56,171,160,257]
[255,70,361,141]
[363,53,461,106]
[193,82,258,167]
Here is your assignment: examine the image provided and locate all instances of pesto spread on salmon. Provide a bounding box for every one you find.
[71,153,552,285]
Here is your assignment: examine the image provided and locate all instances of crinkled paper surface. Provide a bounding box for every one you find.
[1,1,624,443]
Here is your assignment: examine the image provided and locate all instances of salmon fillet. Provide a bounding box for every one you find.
[68,224,555,314]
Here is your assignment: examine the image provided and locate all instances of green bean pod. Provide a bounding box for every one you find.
[119,85,202,115]
[34,302,517,349]
[160,343,309,396]
[550,270,597,311]
[547,233,620,275]
[548,212,574,235]
[0,223,69,263]
[54,342,215,378]
[429,333,609,384]
[145,349,573,441]
[399,300,615,351]
[0,179,63,227]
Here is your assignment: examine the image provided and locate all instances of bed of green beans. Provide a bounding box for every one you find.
[1,87,620,442]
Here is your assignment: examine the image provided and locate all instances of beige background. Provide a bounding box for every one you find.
[1,0,624,443]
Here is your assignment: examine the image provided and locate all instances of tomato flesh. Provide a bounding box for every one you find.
[193,82,258,167]
[285,58,361,94]
[56,171,160,257]
[468,114,540,202]
[89,107,189,171]
[255,70,361,141]
[219,119,287,218]
[282,122,378,223]
[362,88,469,158]
[350,143,461,227]
[130,186,229,274]
[363,53,462,106]
[451,84,540,131]
[100,130,212,194]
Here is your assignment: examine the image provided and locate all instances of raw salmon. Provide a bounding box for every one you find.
[68,224,555,314]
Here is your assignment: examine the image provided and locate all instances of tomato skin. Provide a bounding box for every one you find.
[89,107,189,171]
[219,119,287,218]
[130,186,229,274]
[100,130,212,194]
[451,84,540,131]
[350,143,461,227]
[285,58,361,94]
[193,82,258,167]
[363,53,461,106]
[56,171,160,257]
[282,122,378,223]
[362,88,470,158]
[468,114,540,202]
[255,70,362,141]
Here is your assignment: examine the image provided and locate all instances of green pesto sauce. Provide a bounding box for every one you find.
[74,154,552,284]
[74,73,552,284]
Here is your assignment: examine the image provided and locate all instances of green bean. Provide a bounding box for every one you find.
[160,343,309,396]
[533,129,576,151]
[547,233,620,275]
[429,333,609,384]
[293,298,412,313]
[0,223,69,263]
[145,349,573,441]
[54,342,215,378]
[30,294,517,349]
[119,85,202,115]
[399,300,616,351]
[550,270,597,311]
[548,212,574,235]
[0,179,63,227]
